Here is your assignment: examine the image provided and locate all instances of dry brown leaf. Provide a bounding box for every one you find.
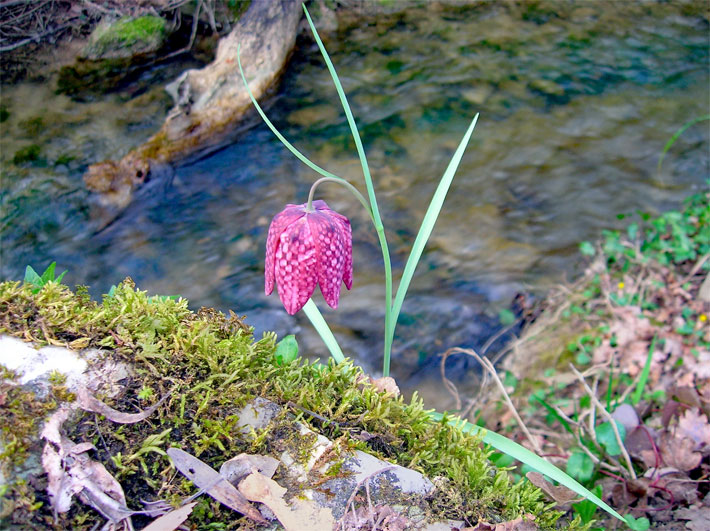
[686,350,710,380]
[76,387,169,424]
[660,473,700,505]
[41,406,133,526]
[525,472,578,504]
[659,432,702,472]
[167,448,267,524]
[640,449,658,469]
[676,408,710,450]
[239,472,335,531]
[141,501,197,531]
[42,437,132,525]
[675,506,710,530]
[625,426,656,464]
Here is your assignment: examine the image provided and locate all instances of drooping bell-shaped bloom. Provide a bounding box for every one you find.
[265,200,352,315]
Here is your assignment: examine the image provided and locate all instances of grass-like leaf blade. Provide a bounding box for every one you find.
[40,261,56,283]
[391,114,479,327]
[631,334,657,405]
[657,114,710,171]
[429,411,625,522]
[531,395,574,435]
[23,265,41,285]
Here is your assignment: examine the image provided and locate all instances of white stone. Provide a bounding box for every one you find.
[0,335,87,389]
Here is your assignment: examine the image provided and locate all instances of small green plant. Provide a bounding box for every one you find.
[23,262,67,294]
[239,3,625,524]
[137,386,155,401]
[274,335,299,365]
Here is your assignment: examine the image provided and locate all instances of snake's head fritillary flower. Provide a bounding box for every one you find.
[265,200,353,315]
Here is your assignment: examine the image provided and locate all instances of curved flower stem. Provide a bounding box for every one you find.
[306,177,372,220]
[303,6,394,376]
[237,45,343,185]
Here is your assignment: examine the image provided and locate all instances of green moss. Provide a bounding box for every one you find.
[226,0,252,20]
[84,15,167,60]
[101,16,165,49]
[0,279,569,529]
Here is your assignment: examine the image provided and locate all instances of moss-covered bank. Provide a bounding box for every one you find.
[0,279,573,529]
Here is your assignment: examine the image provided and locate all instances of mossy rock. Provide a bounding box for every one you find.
[0,279,575,529]
[82,16,167,61]
[56,15,169,97]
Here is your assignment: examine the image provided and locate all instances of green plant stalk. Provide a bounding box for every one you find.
[430,412,626,523]
[531,395,574,435]
[631,334,657,406]
[237,46,345,186]
[302,6,395,376]
[302,299,345,363]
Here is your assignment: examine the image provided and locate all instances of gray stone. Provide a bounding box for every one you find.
[234,397,436,522]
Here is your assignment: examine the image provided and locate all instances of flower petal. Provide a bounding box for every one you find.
[265,204,306,295]
[308,211,347,309]
[327,210,352,290]
[274,217,318,314]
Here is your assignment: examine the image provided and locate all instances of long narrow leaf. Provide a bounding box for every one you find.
[430,411,625,522]
[531,395,574,435]
[302,5,379,221]
[302,299,345,363]
[631,334,657,406]
[391,114,479,326]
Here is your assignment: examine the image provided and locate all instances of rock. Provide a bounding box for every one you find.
[84,0,302,209]
[84,151,150,209]
[82,16,167,61]
[234,397,438,522]
[0,335,132,490]
[57,15,169,98]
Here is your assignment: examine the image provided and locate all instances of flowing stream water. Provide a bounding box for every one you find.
[1,1,708,409]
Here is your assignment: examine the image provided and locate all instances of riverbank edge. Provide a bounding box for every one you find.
[477,190,710,528]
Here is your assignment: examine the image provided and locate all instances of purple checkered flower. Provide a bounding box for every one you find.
[265,200,353,315]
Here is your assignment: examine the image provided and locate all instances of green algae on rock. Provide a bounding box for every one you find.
[82,16,167,61]
[56,15,169,99]
[0,279,574,529]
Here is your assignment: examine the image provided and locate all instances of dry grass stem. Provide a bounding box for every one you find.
[570,364,637,480]
[441,347,543,455]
